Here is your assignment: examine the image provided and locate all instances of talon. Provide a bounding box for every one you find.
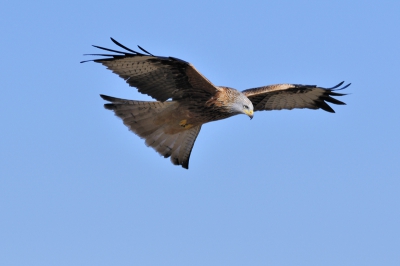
[179,119,193,129]
[179,119,187,127]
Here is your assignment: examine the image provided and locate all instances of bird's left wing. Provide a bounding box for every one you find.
[81,38,220,102]
[242,82,350,113]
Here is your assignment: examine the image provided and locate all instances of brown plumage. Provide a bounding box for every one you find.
[82,38,350,169]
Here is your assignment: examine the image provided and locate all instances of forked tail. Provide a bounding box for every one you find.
[100,95,201,169]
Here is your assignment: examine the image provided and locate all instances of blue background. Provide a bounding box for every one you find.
[1,1,399,265]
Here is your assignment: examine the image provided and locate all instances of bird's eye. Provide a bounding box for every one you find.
[243,105,248,109]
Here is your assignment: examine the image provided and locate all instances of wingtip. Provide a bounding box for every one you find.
[328,81,344,89]
[331,81,351,91]
[99,94,116,102]
[110,37,117,44]
[137,45,154,56]
[101,94,117,110]
[341,82,351,90]
[103,104,115,110]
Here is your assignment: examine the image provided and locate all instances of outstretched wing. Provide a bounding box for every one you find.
[81,38,220,102]
[242,82,350,113]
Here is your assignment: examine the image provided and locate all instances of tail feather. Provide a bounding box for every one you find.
[145,127,165,147]
[170,133,186,165]
[157,134,180,158]
[170,126,202,169]
[101,94,202,169]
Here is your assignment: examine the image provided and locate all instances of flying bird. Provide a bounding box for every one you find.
[82,38,350,169]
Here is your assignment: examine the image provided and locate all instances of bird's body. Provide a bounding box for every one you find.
[82,38,349,169]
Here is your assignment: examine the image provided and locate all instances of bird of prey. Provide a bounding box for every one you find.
[82,38,350,169]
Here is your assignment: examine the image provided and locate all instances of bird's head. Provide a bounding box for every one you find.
[218,87,254,119]
[232,93,254,119]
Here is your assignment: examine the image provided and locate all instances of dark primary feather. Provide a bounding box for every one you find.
[137,45,154,56]
[110,37,145,54]
[81,38,219,102]
[242,82,350,113]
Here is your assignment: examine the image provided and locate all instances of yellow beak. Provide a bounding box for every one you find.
[245,109,254,120]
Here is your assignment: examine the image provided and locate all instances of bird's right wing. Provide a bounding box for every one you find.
[82,38,220,102]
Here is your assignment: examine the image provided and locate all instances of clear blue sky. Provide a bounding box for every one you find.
[1,1,399,265]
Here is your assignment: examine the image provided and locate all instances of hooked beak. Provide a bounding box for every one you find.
[245,110,254,120]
